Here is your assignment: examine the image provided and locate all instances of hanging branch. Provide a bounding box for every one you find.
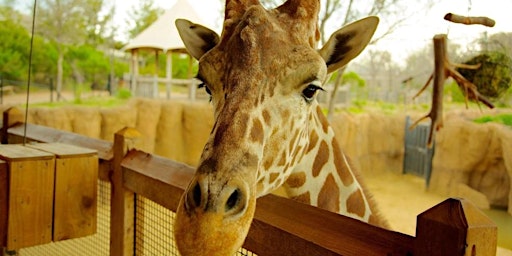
[445,63,494,109]
[444,13,496,27]
[411,34,495,147]
[411,35,447,147]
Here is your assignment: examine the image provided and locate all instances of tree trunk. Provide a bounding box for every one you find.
[57,50,64,101]
[326,67,346,120]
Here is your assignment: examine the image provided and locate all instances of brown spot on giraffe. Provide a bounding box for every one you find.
[306,129,319,154]
[316,106,329,134]
[332,137,354,186]
[317,174,340,212]
[263,159,273,171]
[281,109,290,123]
[285,171,306,188]
[277,150,287,166]
[262,109,271,126]
[346,189,366,218]
[268,172,280,183]
[250,118,264,144]
[312,140,329,177]
[288,129,300,152]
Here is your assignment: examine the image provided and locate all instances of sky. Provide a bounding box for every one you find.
[11,0,512,63]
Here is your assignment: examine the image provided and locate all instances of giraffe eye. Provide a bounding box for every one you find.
[198,83,212,95]
[302,84,323,102]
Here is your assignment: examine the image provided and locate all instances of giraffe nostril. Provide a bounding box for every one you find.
[185,181,203,212]
[192,182,202,208]
[225,189,240,212]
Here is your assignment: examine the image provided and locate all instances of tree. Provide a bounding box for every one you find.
[126,0,163,39]
[0,14,57,83]
[36,0,86,100]
[0,19,31,80]
[36,0,115,100]
[81,0,114,46]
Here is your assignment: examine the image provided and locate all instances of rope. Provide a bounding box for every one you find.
[23,0,37,145]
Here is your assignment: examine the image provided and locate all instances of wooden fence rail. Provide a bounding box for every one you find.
[0,107,498,256]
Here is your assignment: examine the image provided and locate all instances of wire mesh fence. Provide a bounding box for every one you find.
[19,180,111,256]
[135,195,179,255]
[7,178,256,256]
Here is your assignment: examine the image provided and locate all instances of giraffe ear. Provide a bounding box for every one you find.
[176,19,220,60]
[318,16,379,74]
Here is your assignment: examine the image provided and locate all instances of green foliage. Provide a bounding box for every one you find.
[444,81,466,103]
[67,45,110,89]
[0,3,128,91]
[116,88,132,99]
[0,18,57,82]
[138,53,197,79]
[328,70,366,87]
[0,19,29,80]
[474,114,512,127]
[343,71,366,88]
[458,51,512,99]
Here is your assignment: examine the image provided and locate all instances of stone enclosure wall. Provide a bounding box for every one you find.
[6,98,511,214]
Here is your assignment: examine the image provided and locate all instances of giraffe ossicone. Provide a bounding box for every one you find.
[174,1,384,255]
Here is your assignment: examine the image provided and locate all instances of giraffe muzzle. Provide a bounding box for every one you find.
[183,175,250,218]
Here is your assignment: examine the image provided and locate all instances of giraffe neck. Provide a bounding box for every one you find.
[283,104,387,226]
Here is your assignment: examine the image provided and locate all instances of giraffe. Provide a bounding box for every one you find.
[174,0,386,255]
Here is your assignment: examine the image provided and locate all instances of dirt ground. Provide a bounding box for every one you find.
[365,171,512,256]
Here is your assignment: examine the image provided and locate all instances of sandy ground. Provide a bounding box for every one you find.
[365,171,512,256]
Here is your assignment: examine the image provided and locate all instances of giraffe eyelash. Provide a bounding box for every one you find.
[197,83,213,102]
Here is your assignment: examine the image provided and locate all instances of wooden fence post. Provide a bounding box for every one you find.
[2,108,24,145]
[414,198,497,256]
[110,127,140,256]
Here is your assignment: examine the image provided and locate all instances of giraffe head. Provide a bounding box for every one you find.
[174,0,378,254]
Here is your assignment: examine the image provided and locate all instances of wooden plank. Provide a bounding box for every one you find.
[28,142,97,158]
[7,123,112,161]
[121,150,415,256]
[28,143,99,241]
[249,194,415,256]
[53,155,98,241]
[121,149,194,212]
[0,144,54,161]
[0,160,7,247]
[463,199,497,255]
[110,127,140,256]
[7,123,112,180]
[414,198,497,256]
[0,145,55,249]
[4,153,55,249]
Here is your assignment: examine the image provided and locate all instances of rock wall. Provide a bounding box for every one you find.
[5,99,511,214]
[432,114,512,210]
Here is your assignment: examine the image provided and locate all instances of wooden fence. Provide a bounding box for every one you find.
[0,107,498,256]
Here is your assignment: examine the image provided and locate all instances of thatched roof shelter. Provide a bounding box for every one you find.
[122,0,211,98]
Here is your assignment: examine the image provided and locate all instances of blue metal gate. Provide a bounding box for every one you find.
[403,116,435,187]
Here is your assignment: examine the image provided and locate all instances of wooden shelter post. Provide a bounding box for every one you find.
[166,51,173,99]
[153,50,159,98]
[130,49,139,95]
